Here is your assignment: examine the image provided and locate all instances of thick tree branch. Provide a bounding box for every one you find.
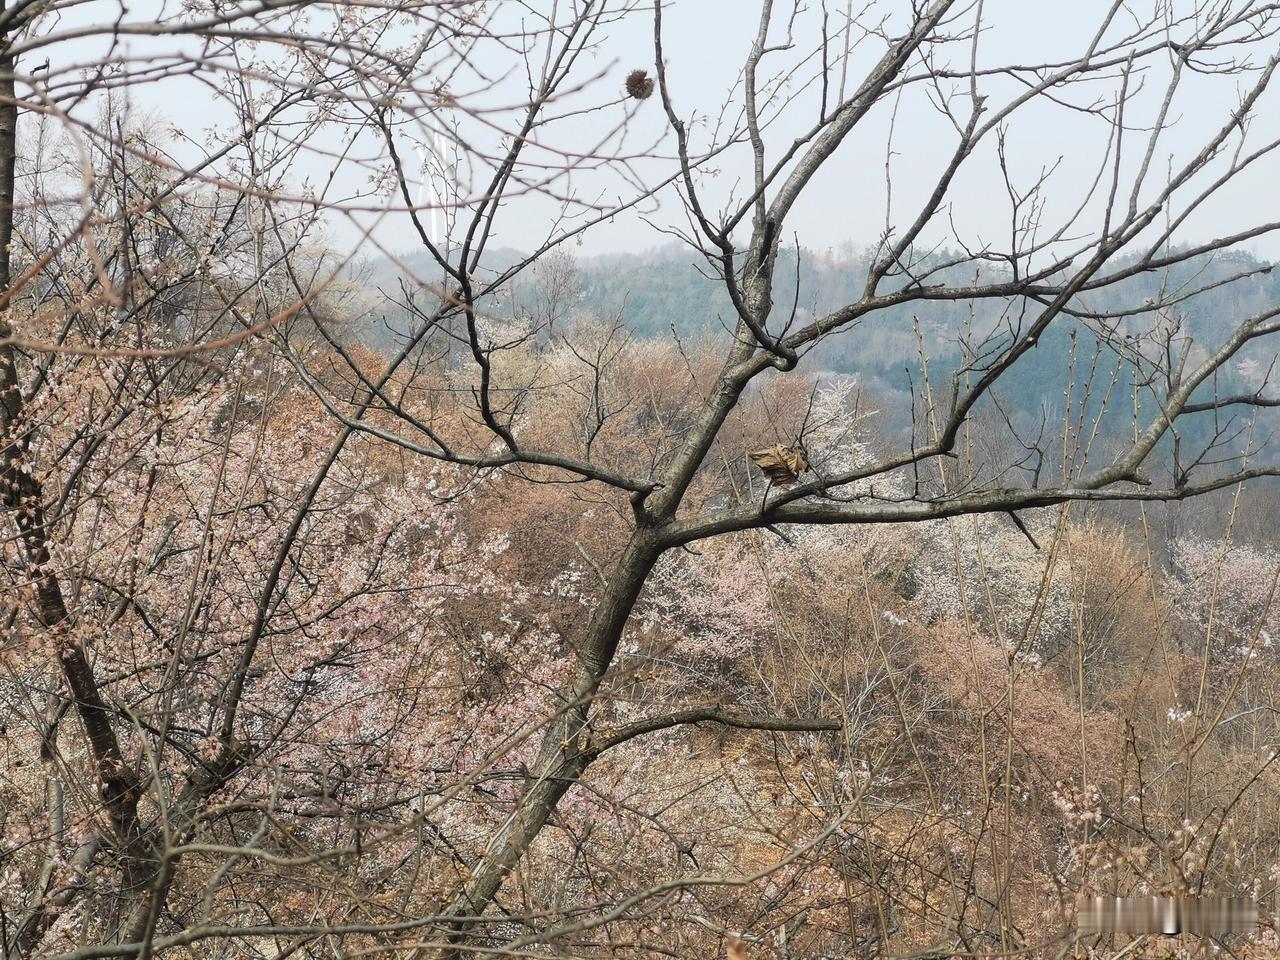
[588,708,843,758]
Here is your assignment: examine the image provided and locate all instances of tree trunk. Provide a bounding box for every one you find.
[0,18,151,955]
[434,528,663,957]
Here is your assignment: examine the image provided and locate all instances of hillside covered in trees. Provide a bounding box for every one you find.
[4,1,1280,958]
[366,243,1280,463]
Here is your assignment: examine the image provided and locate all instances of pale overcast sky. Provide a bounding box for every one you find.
[20,0,1280,263]
[543,0,1280,262]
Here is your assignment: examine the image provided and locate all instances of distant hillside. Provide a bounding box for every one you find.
[359,243,1279,450]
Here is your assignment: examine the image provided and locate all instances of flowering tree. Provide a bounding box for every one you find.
[4,0,1280,958]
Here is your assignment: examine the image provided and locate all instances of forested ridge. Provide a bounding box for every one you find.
[4,1,1280,958]
[367,244,1280,456]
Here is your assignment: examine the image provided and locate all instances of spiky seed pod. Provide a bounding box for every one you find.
[625,68,654,100]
